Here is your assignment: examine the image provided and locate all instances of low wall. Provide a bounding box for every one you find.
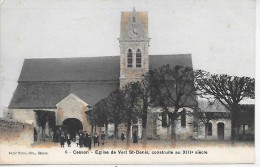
[0,118,34,146]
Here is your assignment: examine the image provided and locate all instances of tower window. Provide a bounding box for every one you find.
[127,49,133,68]
[136,49,142,68]
[133,17,136,22]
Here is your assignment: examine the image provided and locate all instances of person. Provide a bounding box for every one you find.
[55,129,61,142]
[133,131,138,143]
[84,133,88,147]
[66,133,71,147]
[121,132,125,142]
[87,134,92,150]
[93,133,99,147]
[51,130,54,141]
[79,133,84,148]
[75,133,80,147]
[53,130,57,142]
[101,131,105,145]
[60,133,65,148]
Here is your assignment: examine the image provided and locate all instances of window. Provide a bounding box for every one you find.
[136,49,142,68]
[245,125,248,131]
[127,49,133,67]
[181,110,186,127]
[161,112,168,127]
[207,123,212,136]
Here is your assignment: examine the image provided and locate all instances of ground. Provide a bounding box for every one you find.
[0,140,255,164]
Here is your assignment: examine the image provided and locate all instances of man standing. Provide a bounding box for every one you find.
[79,133,84,148]
[75,133,80,147]
[87,134,92,150]
[121,132,125,142]
[93,133,99,147]
[101,131,105,145]
[60,133,65,148]
[84,133,88,147]
[66,133,71,147]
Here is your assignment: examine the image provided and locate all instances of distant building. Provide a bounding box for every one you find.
[237,104,255,140]
[195,100,232,140]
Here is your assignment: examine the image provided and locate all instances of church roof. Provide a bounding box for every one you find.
[197,99,230,113]
[18,56,120,82]
[149,54,193,70]
[9,82,119,109]
[9,54,193,109]
[18,54,192,82]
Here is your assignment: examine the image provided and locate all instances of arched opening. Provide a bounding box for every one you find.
[217,122,224,140]
[127,49,133,67]
[132,125,138,142]
[62,118,83,139]
[136,49,142,67]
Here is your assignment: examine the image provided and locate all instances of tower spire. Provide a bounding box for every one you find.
[133,6,136,12]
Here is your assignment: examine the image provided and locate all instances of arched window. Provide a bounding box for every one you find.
[206,122,212,136]
[127,49,133,68]
[136,49,142,68]
[161,111,168,127]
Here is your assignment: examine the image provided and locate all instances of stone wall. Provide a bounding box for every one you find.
[148,107,194,140]
[6,109,56,142]
[197,118,231,140]
[119,11,149,89]
[0,118,34,146]
[6,109,36,124]
[175,109,194,140]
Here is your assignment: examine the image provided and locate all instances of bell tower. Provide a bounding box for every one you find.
[119,8,150,88]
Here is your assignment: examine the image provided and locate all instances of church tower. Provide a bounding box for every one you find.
[119,8,150,88]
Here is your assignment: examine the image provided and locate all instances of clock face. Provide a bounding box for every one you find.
[128,27,138,38]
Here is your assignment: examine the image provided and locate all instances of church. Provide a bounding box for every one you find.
[6,8,231,141]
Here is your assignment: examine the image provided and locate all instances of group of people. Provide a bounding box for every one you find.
[60,131,106,149]
[60,133,72,148]
[60,131,138,148]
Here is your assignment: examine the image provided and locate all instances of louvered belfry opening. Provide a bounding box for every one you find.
[127,49,133,67]
[136,48,142,67]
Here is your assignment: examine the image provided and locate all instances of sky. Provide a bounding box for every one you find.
[0,0,257,116]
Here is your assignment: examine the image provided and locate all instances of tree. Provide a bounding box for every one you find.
[135,78,156,143]
[93,98,109,135]
[195,71,255,141]
[86,106,94,135]
[121,82,142,145]
[145,65,197,146]
[105,90,124,140]
[34,110,55,141]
